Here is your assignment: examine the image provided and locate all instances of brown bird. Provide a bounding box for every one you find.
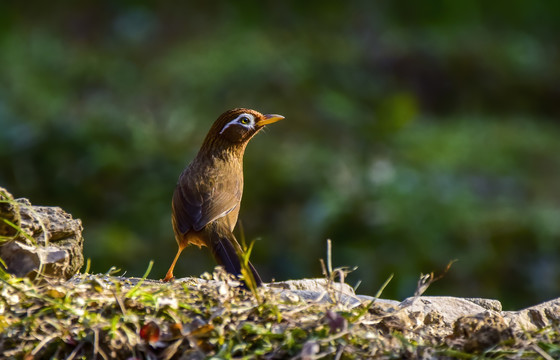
[163,108,284,284]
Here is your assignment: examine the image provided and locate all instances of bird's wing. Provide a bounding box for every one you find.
[172,163,242,235]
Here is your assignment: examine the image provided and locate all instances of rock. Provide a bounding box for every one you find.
[356,295,401,308]
[399,296,491,326]
[267,279,362,307]
[267,278,355,295]
[0,187,84,280]
[266,278,403,308]
[391,295,560,351]
[502,298,560,332]
[451,311,513,352]
[465,297,503,312]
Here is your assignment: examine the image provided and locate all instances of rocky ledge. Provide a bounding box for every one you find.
[185,277,560,351]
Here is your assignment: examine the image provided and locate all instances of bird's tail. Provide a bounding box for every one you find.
[207,221,263,287]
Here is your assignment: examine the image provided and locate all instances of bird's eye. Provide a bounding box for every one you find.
[239,117,250,125]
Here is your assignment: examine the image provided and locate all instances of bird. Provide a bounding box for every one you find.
[163,108,284,285]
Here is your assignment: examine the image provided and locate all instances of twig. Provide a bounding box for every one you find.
[334,344,345,360]
[93,328,99,359]
[531,344,554,360]
[112,289,127,316]
[31,334,57,356]
[65,341,85,360]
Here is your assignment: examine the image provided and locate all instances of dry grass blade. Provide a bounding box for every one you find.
[414,259,457,297]
[532,344,555,360]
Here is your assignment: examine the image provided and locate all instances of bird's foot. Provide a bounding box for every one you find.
[162,273,175,282]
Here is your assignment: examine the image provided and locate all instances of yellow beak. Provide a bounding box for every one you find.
[260,114,285,125]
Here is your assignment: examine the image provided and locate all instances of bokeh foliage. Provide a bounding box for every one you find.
[1,1,559,309]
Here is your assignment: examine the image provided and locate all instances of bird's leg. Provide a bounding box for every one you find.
[163,242,186,282]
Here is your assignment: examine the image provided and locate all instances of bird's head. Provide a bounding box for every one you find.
[202,108,284,152]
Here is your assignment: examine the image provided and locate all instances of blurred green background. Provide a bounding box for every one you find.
[1,1,559,309]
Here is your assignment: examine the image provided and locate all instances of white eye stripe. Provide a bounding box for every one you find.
[219,113,255,134]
